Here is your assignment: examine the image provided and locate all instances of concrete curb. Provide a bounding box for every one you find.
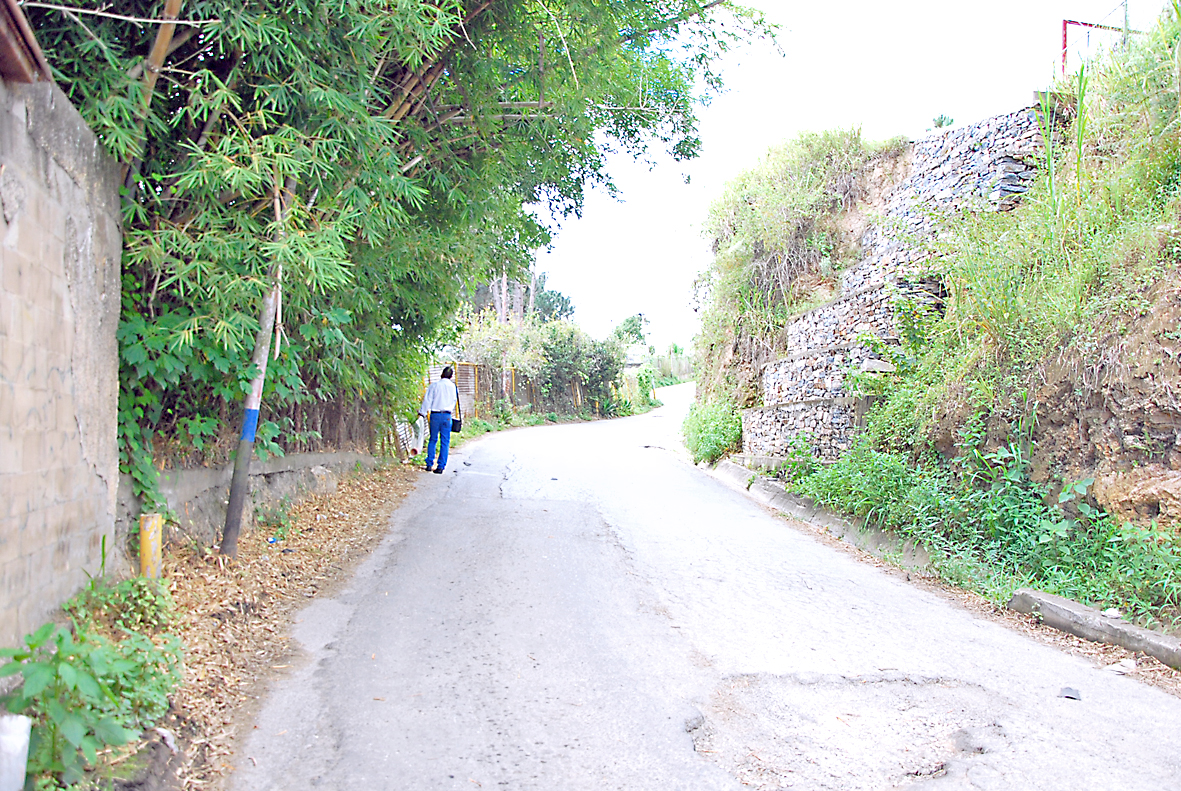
[713,458,1181,671]
[1008,589,1181,671]
[711,460,931,571]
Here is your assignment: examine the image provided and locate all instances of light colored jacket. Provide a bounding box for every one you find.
[419,378,458,415]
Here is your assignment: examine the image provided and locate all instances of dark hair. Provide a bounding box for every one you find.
[441,365,453,379]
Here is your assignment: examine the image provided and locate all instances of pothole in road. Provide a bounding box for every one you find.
[690,672,1006,790]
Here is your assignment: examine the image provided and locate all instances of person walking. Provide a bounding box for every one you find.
[418,366,458,474]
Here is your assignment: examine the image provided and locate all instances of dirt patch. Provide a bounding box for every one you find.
[691,672,996,790]
[1031,267,1181,525]
[835,146,913,258]
[112,463,418,790]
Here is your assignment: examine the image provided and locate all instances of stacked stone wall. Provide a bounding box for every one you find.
[743,399,860,461]
[0,81,122,647]
[743,108,1044,461]
[784,287,897,355]
[763,343,889,405]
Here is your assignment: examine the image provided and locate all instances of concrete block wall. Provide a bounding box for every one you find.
[0,80,122,647]
[743,107,1043,461]
[114,451,378,548]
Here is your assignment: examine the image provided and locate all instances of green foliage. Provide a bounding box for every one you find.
[635,364,659,406]
[34,0,770,503]
[532,273,575,322]
[932,114,954,129]
[1,622,181,786]
[66,578,174,636]
[682,400,742,464]
[257,498,296,543]
[778,435,817,485]
[457,401,547,440]
[613,314,649,345]
[793,437,1181,619]
[585,339,627,408]
[454,308,546,377]
[654,373,684,387]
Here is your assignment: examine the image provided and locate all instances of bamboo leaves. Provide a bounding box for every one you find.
[28,0,766,510]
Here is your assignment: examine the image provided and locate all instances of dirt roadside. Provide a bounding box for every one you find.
[112,463,420,790]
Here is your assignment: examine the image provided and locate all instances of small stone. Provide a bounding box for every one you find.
[1103,658,1137,674]
[860,359,897,374]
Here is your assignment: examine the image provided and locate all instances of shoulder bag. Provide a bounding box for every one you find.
[451,386,462,433]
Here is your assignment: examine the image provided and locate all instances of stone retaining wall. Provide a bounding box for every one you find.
[115,451,378,548]
[784,287,897,356]
[743,107,1046,463]
[743,399,860,461]
[763,343,888,404]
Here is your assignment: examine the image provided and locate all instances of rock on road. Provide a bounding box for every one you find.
[231,383,1181,790]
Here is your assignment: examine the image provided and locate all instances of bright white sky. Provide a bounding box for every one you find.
[536,0,1163,351]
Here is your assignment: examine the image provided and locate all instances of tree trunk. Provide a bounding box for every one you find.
[513,281,524,323]
[122,0,185,189]
[499,272,509,324]
[490,277,503,321]
[219,281,280,556]
[221,183,288,556]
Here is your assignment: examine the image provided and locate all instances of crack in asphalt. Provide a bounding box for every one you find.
[498,453,517,499]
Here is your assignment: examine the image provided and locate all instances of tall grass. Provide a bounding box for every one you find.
[682,400,742,464]
[789,9,1181,623]
[795,438,1181,621]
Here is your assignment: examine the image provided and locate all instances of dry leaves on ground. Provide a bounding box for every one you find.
[152,464,417,789]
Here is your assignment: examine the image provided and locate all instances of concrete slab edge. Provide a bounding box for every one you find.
[715,459,1181,671]
[1007,589,1181,671]
[711,459,931,572]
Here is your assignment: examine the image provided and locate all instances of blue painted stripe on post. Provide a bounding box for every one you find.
[240,409,260,442]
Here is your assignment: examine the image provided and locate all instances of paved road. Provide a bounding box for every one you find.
[232,383,1181,790]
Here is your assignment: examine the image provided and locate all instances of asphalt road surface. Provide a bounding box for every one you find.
[231,383,1181,790]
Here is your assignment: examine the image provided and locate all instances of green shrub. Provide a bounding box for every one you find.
[778,435,817,485]
[654,373,683,388]
[682,401,742,463]
[635,364,658,406]
[1,622,181,786]
[65,577,174,635]
[794,438,1181,620]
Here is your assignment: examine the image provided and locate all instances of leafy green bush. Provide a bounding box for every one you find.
[682,401,742,463]
[1,623,181,786]
[635,364,658,407]
[66,578,174,635]
[778,435,818,486]
[794,438,1181,620]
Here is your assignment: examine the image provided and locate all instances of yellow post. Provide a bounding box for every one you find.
[139,513,163,579]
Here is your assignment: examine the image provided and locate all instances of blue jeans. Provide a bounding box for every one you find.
[426,411,451,471]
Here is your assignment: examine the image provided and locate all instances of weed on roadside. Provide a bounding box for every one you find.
[2,575,182,788]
